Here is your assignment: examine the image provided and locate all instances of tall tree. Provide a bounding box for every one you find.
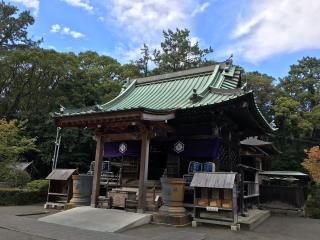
[136,44,151,77]
[276,57,320,138]
[152,28,213,73]
[270,57,320,171]
[245,71,278,120]
[280,57,320,112]
[0,1,40,49]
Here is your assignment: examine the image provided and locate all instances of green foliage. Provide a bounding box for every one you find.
[245,71,278,120]
[305,183,320,219]
[0,166,31,187]
[246,58,320,171]
[135,28,213,75]
[153,28,213,73]
[26,179,48,193]
[0,188,45,205]
[0,119,37,161]
[136,43,151,76]
[0,1,40,49]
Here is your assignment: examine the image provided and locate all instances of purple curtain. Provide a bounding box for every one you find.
[104,141,140,158]
[103,138,220,159]
[168,139,220,158]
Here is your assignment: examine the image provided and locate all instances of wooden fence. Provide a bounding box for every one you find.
[260,185,307,208]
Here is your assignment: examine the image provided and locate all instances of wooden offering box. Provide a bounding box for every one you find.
[109,187,138,208]
[191,172,238,226]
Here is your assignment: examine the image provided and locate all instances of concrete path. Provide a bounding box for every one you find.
[39,206,152,233]
[125,215,320,240]
[0,215,205,240]
[0,215,138,240]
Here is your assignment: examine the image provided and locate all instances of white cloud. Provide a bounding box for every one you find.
[50,24,85,39]
[230,0,320,62]
[107,0,193,43]
[50,24,61,33]
[103,0,210,62]
[48,45,56,50]
[191,2,210,17]
[10,0,40,15]
[70,30,85,39]
[61,0,93,12]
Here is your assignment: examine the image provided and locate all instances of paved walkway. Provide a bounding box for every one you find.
[39,207,152,233]
[0,208,205,240]
[125,215,320,240]
[0,204,319,240]
[0,215,139,240]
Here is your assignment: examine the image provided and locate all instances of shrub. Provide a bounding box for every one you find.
[26,179,49,191]
[0,188,45,205]
[26,179,49,196]
[305,183,320,219]
[0,164,31,188]
[0,179,49,205]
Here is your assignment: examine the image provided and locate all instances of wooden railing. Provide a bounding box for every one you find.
[244,181,259,198]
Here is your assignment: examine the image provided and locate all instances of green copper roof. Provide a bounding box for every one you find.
[56,63,276,132]
[59,64,244,115]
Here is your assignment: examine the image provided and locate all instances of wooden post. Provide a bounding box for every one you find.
[137,130,150,213]
[240,169,245,215]
[91,134,104,207]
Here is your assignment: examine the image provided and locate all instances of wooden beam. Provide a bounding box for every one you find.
[140,112,175,121]
[102,132,141,142]
[91,134,103,207]
[137,130,150,213]
[55,111,141,128]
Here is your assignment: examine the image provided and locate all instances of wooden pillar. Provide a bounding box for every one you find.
[91,134,104,207]
[137,130,150,213]
[240,169,245,215]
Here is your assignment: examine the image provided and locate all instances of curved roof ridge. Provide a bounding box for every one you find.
[100,80,137,109]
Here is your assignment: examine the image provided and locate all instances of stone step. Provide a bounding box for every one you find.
[238,209,270,230]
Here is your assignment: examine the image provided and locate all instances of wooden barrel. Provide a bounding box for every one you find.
[69,174,93,205]
[159,177,187,216]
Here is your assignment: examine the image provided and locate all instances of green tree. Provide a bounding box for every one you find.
[245,71,278,120]
[280,57,320,112]
[136,43,151,77]
[152,28,213,73]
[275,57,320,138]
[270,57,320,171]
[0,119,36,162]
[0,1,40,49]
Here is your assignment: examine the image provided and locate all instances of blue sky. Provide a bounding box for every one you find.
[8,0,320,79]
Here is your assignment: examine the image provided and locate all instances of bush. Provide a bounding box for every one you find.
[26,179,49,193]
[305,183,320,219]
[0,165,31,188]
[0,178,49,205]
[0,188,45,205]
[11,170,31,187]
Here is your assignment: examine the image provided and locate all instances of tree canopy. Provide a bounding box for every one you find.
[0,119,36,162]
[0,1,40,49]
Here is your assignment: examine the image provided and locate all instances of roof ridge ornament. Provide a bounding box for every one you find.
[59,105,65,113]
[189,88,203,102]
[94,104,103,111]
[122,78,132,90]
[224,54,233,72]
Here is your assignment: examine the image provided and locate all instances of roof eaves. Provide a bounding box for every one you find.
[247,91,278,132]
